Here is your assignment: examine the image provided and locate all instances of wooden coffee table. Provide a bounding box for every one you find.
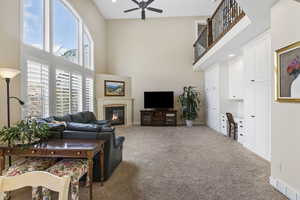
[0,139,105,200]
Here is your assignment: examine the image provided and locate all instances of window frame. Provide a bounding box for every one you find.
[21,0,95,118]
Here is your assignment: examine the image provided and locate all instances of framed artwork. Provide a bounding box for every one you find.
[104,80,125,96]
[276,41,300,102]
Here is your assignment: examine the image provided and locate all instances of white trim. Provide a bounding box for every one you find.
[269,176,300,200]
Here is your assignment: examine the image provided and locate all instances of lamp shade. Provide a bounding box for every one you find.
[0,68,21,79]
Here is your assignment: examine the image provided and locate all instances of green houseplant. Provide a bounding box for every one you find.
[178,86,200,127]
[0,119,50,146]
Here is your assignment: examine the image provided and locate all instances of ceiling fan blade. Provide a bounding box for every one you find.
[142,10,146,20]
[147,7,163,13]
[146,0,155,6]
[131,0,140,6]
[124,8,140,13]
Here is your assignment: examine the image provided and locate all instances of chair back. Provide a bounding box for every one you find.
[226,113,235,124]
[0,171,70,200]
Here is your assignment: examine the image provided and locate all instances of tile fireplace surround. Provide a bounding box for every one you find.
[97,97,134,127]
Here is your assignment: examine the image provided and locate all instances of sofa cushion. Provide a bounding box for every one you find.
[66,122,102,132]
[81,111,97,123]
[70,112,87,123]
[54,114,72,122]
[93,120,110,126]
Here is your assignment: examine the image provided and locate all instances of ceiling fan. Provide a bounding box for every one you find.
[124,0,163,20]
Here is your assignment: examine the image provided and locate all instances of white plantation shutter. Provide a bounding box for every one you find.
[71,74,82,113]
[27,60,49,117]
[56,70,71,116]
[85,77,94,111]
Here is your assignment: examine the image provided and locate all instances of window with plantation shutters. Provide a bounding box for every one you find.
[23,0,95,118]
[85,78,94,112]
[27,60,49,118]
[71,74,82,113]
[56,70,71,116]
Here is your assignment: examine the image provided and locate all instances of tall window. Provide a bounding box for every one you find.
[55,70,71,116]
[26,60,49,117]
[53,0,79,64]
[84,30,92,69]
[71,74,82,113]
[22,0,94,118]
[23,0,44,49]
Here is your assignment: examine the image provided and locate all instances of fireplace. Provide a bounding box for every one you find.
[105,106,125,126]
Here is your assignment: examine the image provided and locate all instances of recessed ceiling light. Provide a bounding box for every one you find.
[112,0,117,3]
[228,54,235,58]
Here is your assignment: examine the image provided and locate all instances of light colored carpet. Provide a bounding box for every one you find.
[11,126,286,200]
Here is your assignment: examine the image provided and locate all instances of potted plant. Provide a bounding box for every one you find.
[0,119,50,146]
[178,86,200,127]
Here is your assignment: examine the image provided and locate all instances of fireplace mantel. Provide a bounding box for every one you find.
[97,97,134,127]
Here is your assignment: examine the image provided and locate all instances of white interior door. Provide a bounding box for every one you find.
[204,65,220,132]
[254,81,271,160]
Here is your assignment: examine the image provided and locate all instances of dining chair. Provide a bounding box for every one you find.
[42,159,89,200]
[226,112,238,140]
[0,171,71,200]
[2,157,57,200]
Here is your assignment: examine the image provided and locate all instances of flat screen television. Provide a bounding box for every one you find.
[144,91,174,109]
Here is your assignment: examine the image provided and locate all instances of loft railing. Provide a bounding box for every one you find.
[194,26,208,62]
[193,0,245,64]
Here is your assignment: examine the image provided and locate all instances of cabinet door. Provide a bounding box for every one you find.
[255,35,271,82]
[228,57,244,100]
[244,46,256,84]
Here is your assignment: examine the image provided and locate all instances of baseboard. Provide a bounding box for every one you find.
[133,122,206,126]
[269,176,300,200]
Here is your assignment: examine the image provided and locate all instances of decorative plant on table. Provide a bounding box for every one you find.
[0,119,50,146]
[178,86,200,127]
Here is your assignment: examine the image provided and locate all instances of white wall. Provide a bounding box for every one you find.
[0,0,107,127]
[271,0,300,192]
[106,17,205,125]
[0,0,22,127]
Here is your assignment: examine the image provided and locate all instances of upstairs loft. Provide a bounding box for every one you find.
[193,0,245,65]
[192,0,279,71]
[194,0,245,64]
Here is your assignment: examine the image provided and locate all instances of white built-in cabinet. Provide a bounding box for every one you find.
[228,57,244,100]
[204,30,271,161]
[243,31,271,161]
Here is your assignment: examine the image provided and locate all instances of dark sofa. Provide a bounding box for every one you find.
[40,111,125,181]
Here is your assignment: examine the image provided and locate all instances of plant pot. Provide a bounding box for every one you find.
[186,120,193,128]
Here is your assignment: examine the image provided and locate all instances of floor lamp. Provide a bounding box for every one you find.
[0,68,24,166]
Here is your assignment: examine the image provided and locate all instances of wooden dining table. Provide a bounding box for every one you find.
[0,139,105,200]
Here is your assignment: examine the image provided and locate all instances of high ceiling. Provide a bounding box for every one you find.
[93,0,221,19]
